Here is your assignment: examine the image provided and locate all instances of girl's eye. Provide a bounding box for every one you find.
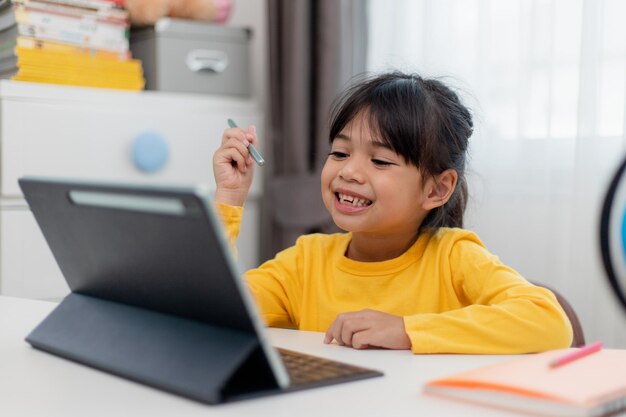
[372,159,393,167]
[329,151,348,159]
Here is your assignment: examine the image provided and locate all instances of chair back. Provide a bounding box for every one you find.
[534,282,585,347]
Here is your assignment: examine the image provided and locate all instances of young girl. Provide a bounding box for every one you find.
[212,71,573,354]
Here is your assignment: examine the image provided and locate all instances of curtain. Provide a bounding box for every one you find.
[265,0,367,257]
[367,0,626,347]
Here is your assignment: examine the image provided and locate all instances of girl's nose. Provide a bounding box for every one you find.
[338,158,364,183]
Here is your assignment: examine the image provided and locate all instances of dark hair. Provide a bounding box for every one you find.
[328,71,473,230]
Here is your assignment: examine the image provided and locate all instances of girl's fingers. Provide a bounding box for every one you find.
[324,314,363,346]
[220,148,247,172]
[217,137,252,170]
[219,126,259,166]
[221,125,259,148]
[340,318,368,347]
[329,321,345,346]
[351,330,371,350]
[225,137,250,157]
[222,127,250,147]
[246,125,259,147]
[323,327,334,344]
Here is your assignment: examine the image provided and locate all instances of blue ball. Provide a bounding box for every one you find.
[132,132,169,173]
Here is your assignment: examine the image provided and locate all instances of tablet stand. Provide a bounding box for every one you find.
[26,293,280,404]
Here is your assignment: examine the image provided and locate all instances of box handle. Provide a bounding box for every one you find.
[185,49,229,73]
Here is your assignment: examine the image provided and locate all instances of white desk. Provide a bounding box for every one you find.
[1,296,523,417]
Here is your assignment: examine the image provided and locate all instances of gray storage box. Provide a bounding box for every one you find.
[130,18,251,96]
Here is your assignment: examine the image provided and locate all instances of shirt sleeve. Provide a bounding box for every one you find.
[214,202,301,329]
[213,202,243,258]
[244,243,304,330]
[403,237,574,354]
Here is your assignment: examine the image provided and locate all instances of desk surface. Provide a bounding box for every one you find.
[1,296,523,417]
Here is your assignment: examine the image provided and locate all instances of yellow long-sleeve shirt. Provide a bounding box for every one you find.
[217,204,573,354]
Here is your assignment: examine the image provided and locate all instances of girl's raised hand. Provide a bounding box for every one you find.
[323,309,412,350]
[213,124,258,206]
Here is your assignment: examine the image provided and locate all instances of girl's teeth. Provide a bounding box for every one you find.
[338,193,370,207]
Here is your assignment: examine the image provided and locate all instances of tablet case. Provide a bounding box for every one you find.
[19,177,286,403]
[26,293,278,403]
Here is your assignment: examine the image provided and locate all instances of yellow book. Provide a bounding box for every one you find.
[12,73,144,90]
[16,69,143,85]
[17,68,142,83]
[15,64,143,82]
[13,42,144,90]
[15,47,142,72]
[16,62,143,78]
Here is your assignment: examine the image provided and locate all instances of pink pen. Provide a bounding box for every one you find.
[549,341,604,368]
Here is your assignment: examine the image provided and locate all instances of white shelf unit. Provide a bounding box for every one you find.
[0,80,263,300]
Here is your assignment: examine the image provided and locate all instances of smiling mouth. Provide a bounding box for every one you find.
[335,192,372,207]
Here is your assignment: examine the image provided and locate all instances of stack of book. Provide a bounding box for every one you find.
[11,0,144,90]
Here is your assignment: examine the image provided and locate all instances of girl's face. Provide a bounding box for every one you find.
[321,112,431,237]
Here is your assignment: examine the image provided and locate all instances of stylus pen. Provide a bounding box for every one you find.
[549,341,603,368]
[227,118,265,166]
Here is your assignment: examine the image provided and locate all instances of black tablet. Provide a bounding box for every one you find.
[19,176,381,404]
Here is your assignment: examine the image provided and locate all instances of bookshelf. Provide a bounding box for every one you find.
[0,80,264,299]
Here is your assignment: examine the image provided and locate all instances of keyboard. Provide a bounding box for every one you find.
[277,348,383,388]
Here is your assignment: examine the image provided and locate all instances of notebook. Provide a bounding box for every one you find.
[424,347,626,417]
[19,176,382,404]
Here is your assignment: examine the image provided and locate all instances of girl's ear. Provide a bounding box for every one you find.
[422,169,458,210]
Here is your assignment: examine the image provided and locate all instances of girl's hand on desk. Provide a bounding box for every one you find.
[323,309,411,350]
[213,125,258,206]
